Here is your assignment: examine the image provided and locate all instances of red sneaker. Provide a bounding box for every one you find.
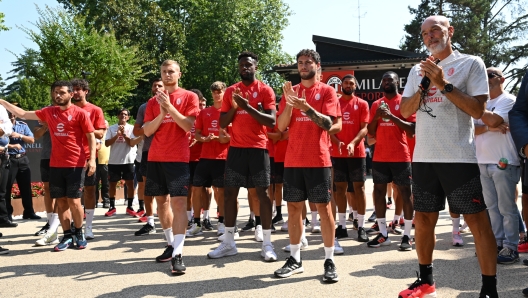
[126,207,137,217]
[136,209,145,218]
[398,274,436,298]
[138,214,148,223]
[105,207,116,217]
[399,217,405,226]
[519,237,528,253]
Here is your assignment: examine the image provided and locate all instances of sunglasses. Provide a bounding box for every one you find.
[488,73,502,79]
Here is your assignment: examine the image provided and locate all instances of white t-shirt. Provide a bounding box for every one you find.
[474,92,520,166]
[402,50,489,163]
[106,123,137,164]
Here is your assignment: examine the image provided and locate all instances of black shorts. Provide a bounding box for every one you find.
[140,151,149,177]
[332,157,366,183]
[412,162,486,214]
[108,164,135,182]
[283,167,332,204]
[145,162,189,197]
[522,159,528,194]
[40,159,50,183]
[372,161,412,185]
[275,162,285,184]
[269,157,276,184]
[224,147,270,188]
[189,161,199,185]
[135,160,143,182]
[49,167,85,199]
[84,159,98,187]
[193,159,226,188]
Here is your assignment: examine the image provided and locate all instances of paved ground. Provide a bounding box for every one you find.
[1,178,527,297]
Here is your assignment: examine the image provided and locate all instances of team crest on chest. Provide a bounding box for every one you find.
[177,98,182,105]
[354,104,358,110]
[395,105,400,111]
[253,92,258,98]
[68,115,72,121]
[315,94,321,100]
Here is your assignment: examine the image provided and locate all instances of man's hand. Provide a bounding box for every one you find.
[337,141,345,155]
[117,125,124,136]
[10,144,22,150]
[489,123,509,134]
[10,131,21,138]
[419,56,445,90]
[286,90,309,111]
[346,142,356,156]
[282,81,297,106]
[86,159,96,176]
[233,88,249,111]
[157,90,173,110]
[189,138,198,147]
[374,104,389,120]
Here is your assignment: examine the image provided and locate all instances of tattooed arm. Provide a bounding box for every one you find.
[305,108,333,131]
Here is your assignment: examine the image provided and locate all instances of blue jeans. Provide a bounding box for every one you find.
[479,164,521,250]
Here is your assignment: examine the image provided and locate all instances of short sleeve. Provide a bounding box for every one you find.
[35,108,48,123]
[105,126,114,140]
[494,95,515,123]
[262,86,276,110]
[80,111,95,134]
[221,87,234,113]
[402,66,420,98]
[277,95,286,116]
[184,93,200,117]
[136,104,146,126]
[467,58,489,97]
[94,108,106,130]
[321,87,338,117]
[369,101,380,124]
[144,99,156,123]
[405,112,417,123]
[195,110,204,131]
[23,123,34,137]
[360,101,369,123]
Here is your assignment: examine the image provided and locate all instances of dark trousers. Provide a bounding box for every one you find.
[0,157,10,220]
[5,155,34,216]
[95,163,110,203]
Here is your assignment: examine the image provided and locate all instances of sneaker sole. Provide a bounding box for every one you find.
[498,258,520,264]
[262,254,278,262]
[399,245,412,251]
[36,239,60,246]
[452,243,464,247]
[334,249,344,255]
[272,220,284,225]
[323,275,339,283]
[171,269,186,275]
[274,267,304,278]
[368,240,391,248]
[54,245,71,251]
[207,250,238,259]
[86,236,95,240]
[135,230,156,236]
[358,237,369,242]
[156,257,171,263]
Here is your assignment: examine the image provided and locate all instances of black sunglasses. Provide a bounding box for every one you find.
[488,73,502,79]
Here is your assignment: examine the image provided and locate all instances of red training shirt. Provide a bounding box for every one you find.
[195,106,230,160]
[331,95,369,158]
[80,102,106,156]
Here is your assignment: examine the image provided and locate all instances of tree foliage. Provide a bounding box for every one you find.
[10,5,146,110]
[0,0,8,32]
[400,0,528,91]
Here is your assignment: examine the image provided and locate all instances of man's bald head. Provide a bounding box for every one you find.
[422,15,450,28]
[487,67,503,78]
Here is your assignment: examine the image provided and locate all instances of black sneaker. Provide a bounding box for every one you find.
[352,219,359,230]
[335,225,348,239]
[271,224,276,233]
[323,259,339,283]
[0,246,8,255]
[156,245,174,262]
[366,223,380,235]
[102,199,110,209]
[479,286,499,298]
[35,222,50,236]
[274,256,304,278]
[241,218,255,232]
[272,214,284,225]
[399,235,413,251]
[357,227,369,242]
[367,233,391,248]
[135,223,156,236]
[202,219,214,231]
[171,254,186,275]
[348,213,354,222]
[305,218,310,227]
[368,211,377,222]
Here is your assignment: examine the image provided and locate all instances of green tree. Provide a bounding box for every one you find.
[0,0,8,32]
[11,5,146,110]
[400,0,528,91]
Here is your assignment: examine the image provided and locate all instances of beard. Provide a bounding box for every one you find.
[342,87,354,95]
[426,35,449,55]
[300,69,316,80]
[163,79,177,87]
[239,72,254,81]
[383,84,397,94]
[53,97,70,106]
[72,96,82,102]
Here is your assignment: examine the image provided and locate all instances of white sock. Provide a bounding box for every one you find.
[187,211,192,221]
[301,221,306,239]
[263,229,272,245]
[451,217,460,233]
[148,216,155,227]
[353,210,358,218]
[85,209,94,228]
[273,201,276,210]
[393,214,400,223]
[324,246,335,261]
[378,218,388,237]
[404,220,412,237]
[338,213,346,227]
[311,211,318,223]
[357,214,365,228]
[224,227,236,244]
[290,243,301,262]
[46,213,52,222]
[172,234,185,256]
[203,210,209,220]
[250,212,255,220]
[49,213,60,233]
[163,228,174,246]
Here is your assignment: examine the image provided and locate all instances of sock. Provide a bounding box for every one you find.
[255,216,261,226]
[451,217,460,233]
[404,220,412,237]
[172,234,185,256]
[203,210,209,220]
[481,275,498,297]
[357,214,365,228]
[250,212,255,220]
[263,229,272,245]
[49,213,60,233]
[276,206,282,217]
[338,213,346,227]
[163,228,174,246]
[193,217,201,226]
[46,213,52,222]
[218,216,224,223]
[110,197,115,208]
[139,200,144,210]
[377,218,387,237]
[311,211,318,223]
[127,198,133,208]
[224,227,236,244]
[353,210,358,219]
[148,216,155,227]
[324,246,335,261]
[187,211,192,221]
[419,263,434,285]
[85,209,94,228]
[290,244,301,262]
[393,214,400,223]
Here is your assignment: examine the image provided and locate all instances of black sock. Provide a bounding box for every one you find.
[218,216,224,223]
[276,206,282,217]
[481,275,498,297]
[139,200,144,210]
[419,263,434,285]
[64,229,73,236]
[110,198,115,208]
[387,197,392,202]
[194,217,201,226]
[127,198,133,208]
[255,216,261,226]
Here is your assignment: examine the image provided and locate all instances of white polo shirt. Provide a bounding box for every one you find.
[106,123,137,164]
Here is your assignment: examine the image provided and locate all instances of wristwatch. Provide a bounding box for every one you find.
[441,83,454,94]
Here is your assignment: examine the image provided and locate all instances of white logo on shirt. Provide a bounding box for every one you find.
[343,112,350,121]
[68,115,72,121]
[315,94,321,100]
[177,98,181,105]
[57,123,64,132]
[253,92,258,98]
[354,104,358,110]
[395,105,400,111]
[211,120,218,128]
[165,113,171,118]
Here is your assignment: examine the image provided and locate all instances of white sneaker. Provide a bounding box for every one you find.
[312,221,321,233]
[217,222,225,236]
[85,226,94,240]
[281,221,288,232]
[35,231,59,246]
[207,242,238,259]
[460,222,470,233]
[334,238,344,255]
[186,223,203,236]
[261,243,277,261]
[255,225,263,242]
[283,237,309,252]
[218,231,239,241]
[452,232,464,246]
